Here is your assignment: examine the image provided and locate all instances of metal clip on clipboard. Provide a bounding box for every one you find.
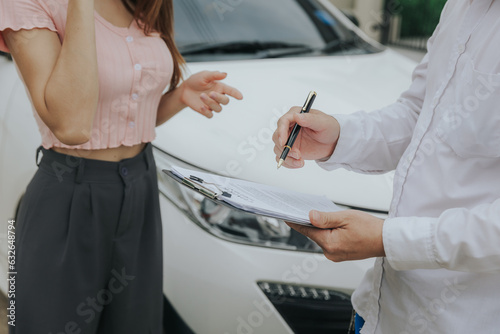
[181,175,232,199]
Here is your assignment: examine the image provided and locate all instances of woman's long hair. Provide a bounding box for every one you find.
[122,0,185,93]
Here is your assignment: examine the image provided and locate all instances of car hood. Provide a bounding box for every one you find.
[155,49,416,212]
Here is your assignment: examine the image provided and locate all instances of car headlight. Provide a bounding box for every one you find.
[153,146,323,252]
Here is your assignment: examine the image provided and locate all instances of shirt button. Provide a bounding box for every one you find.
[128,121,135,128]
[126,36,134,43]
[457,43,466,54]
[131,93,139,100]
[121,167,128,176]
[134,64,142,70]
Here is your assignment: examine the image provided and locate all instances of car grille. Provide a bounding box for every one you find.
[258,281,352,334]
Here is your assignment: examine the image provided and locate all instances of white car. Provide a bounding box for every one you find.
[0,0,416,333]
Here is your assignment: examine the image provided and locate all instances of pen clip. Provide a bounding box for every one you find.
[301,91,317,112]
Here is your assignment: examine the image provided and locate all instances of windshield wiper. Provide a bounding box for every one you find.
[180,37,363,59]
[258,37,361,58]
[180,41,313,56]
[319,36,360,53]
[258,46,316,59]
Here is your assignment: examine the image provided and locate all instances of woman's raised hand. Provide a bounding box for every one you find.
[180,71,243,118]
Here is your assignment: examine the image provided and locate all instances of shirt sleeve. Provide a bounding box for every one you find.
[316,48,431,174]
[0,0,57,52]
[383,198,500,273]
[316,0,453,175]
[317,49,431,173]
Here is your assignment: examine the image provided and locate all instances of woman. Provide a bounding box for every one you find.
[0,0,242,332]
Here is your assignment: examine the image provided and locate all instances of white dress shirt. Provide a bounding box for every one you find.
[318,0,500,333]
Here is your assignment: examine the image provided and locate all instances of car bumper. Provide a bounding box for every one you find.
[160,196,374,334]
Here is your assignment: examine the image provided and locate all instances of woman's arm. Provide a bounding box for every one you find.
[156,84,186,125]
[3,0,99,145]
[156,71,243,126]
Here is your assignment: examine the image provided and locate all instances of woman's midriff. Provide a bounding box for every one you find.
[52,142,148,162]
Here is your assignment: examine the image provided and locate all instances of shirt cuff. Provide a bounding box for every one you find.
[383,216,442,271]
[316,113,363,172]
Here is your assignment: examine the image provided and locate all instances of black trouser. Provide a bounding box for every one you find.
[10,143,163,334]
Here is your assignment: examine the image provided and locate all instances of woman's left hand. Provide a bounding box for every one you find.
[180,70,243,118]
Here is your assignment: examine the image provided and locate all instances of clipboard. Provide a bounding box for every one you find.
[162,169,315,226]
[163,170,231,199]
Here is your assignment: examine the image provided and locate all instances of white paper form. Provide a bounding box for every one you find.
[170,166,341,225]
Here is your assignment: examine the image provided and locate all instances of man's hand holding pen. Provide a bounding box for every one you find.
[272,107,341,168]
[272,104,385,262]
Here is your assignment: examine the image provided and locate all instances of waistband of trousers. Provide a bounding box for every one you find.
[35,143,154,184]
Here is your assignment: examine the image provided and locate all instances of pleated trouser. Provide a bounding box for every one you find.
[10,143,163,334]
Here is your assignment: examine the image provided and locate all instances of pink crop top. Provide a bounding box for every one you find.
[0,0,173,149]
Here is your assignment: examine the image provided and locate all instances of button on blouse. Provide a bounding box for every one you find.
[0,0,174,150]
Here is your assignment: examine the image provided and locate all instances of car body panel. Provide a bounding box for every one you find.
[160,198,374,334]
[156,49,414,211]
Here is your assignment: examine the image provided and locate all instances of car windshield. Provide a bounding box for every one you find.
[174,0,381,61]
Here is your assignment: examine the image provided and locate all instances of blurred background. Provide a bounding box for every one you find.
[331,0,447,50]
[0,0,447,61]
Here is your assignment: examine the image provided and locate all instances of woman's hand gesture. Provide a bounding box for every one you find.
[180,71,243,118]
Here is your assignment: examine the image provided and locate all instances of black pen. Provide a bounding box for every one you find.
[277,91,317,169]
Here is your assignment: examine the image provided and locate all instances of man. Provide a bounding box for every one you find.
[272,0,500,333]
